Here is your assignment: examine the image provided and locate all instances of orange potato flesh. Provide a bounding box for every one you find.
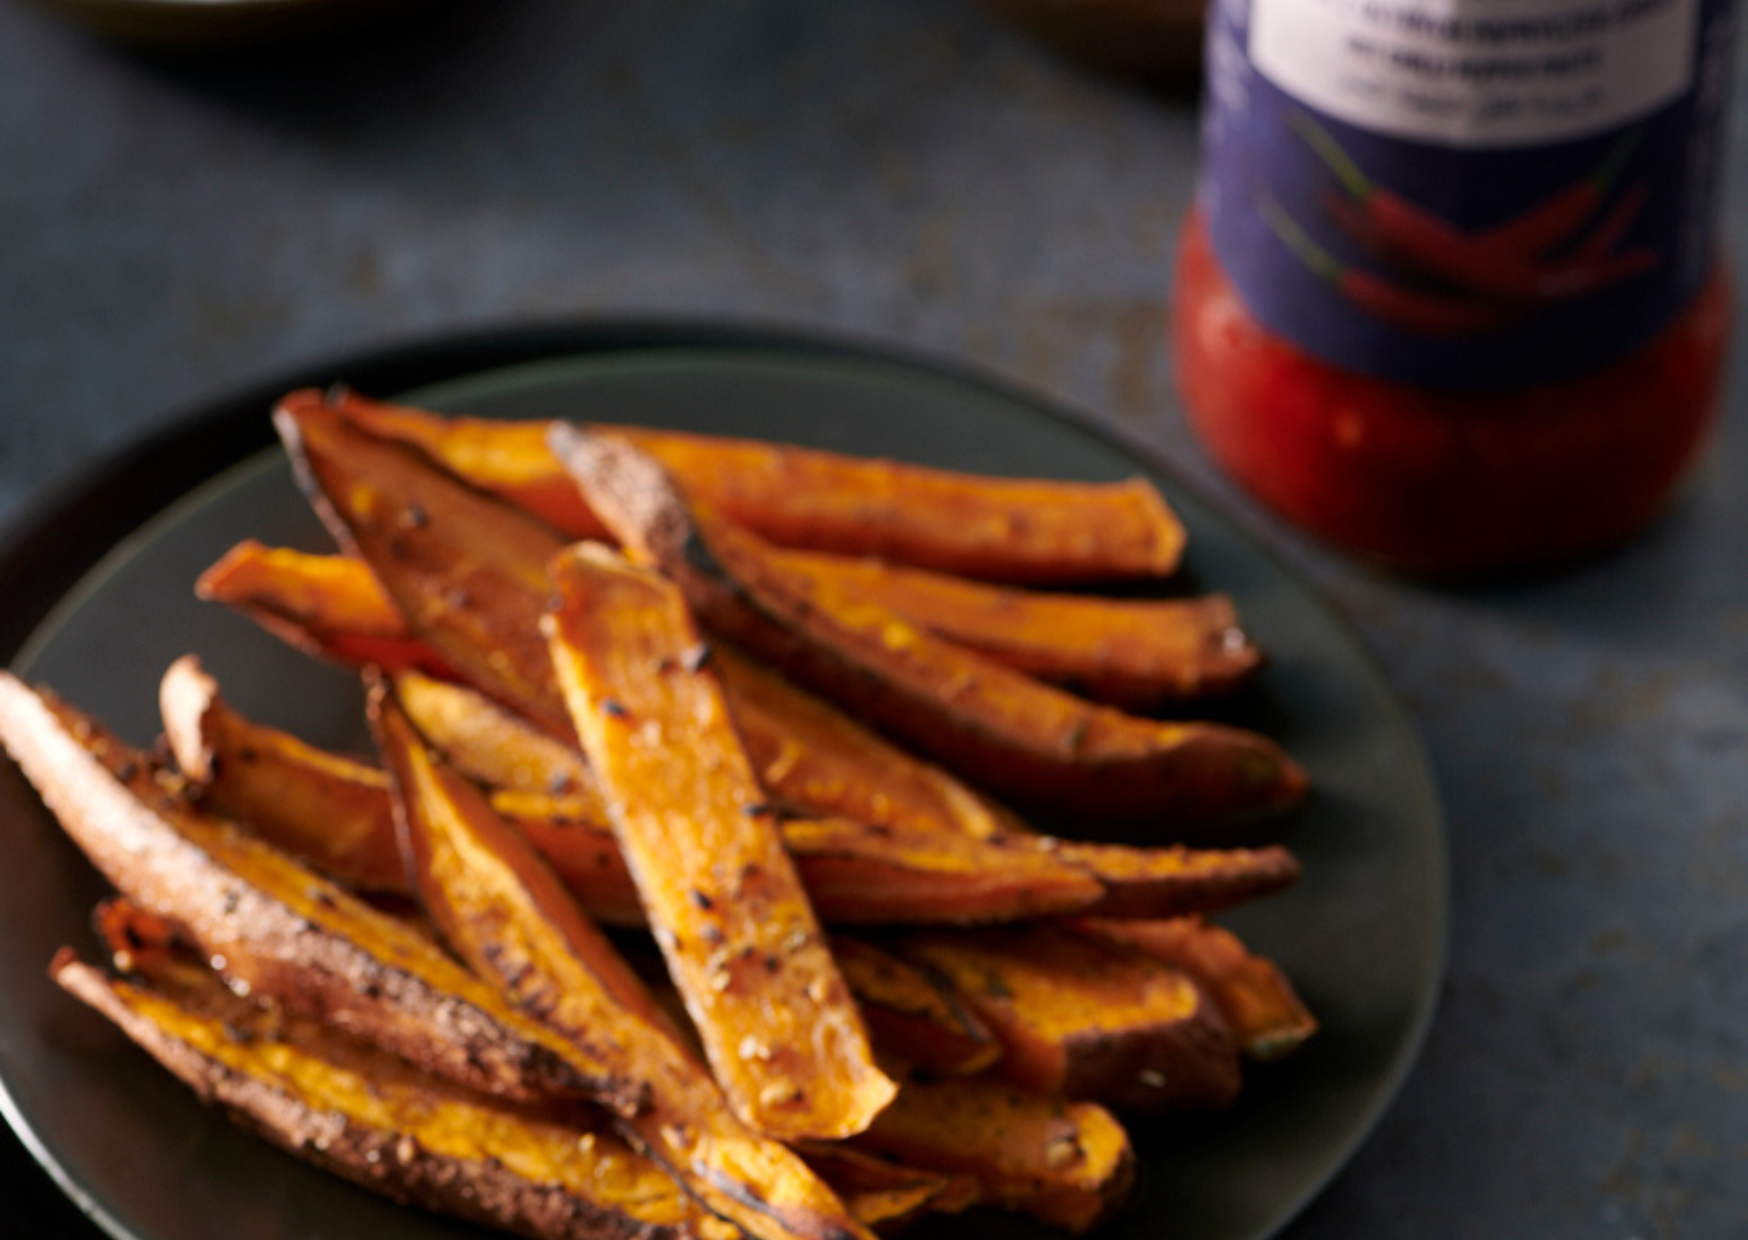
[767,549,1263,708]
[544,542,896,1142]
[852,1074,1135,1234]
[327,386,1187,585]
[391,669,602,802]
[372,682,672,1035]
[762,817,1104,926]
[708,645,1026,840]
[894,925,1243,1113]
[1068,916,1318,1062]
[195,540,455,678]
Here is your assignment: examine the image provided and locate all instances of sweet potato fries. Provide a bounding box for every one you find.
[1,387,1320,1240]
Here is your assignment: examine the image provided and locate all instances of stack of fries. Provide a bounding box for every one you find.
[0,387,1319,1240]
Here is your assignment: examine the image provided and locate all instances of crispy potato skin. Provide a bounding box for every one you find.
[276,395,575,737]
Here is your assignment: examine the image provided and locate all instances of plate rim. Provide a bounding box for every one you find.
[0,316,1449,1240]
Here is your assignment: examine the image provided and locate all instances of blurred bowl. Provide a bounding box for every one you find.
[15,0,429,48]
[971,0,1207,86]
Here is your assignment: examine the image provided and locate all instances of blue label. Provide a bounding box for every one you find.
[1201,0,1735,389]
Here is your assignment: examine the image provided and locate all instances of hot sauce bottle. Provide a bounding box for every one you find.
[1172,0,1736,574]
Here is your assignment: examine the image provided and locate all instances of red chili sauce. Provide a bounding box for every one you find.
[1172,208,1732,575]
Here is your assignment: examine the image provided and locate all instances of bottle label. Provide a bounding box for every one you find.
[1200,0,1735,389]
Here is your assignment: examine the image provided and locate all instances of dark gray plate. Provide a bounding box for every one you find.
[0,333,1447,1240]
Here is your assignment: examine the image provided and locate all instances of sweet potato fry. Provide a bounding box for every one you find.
[16,390,1325,1240]
[1044,838,1300,920]
[58,911,726,1240]
[275,397,574,737]
[373,682,879,1240]
[372,682,669,1033]
[392,668,600,800]
[827,936,1001,1076]
[895,924,1243,1113]
[509,803,1112,929]
[852,1075,1135,1234]
[767,549,1263,709]
[323,386,1188,584]
[756,817,1103,926]
[797,1147,979,1233]
[1067,917,1318,1062]
[495,800,647,926]
[0,671,628,1112]
[160,654,407,893]
[544,541,896,1141]
[315,386,614,541]
[195,539,454,677]
[195,539,414,657]
[708,646,1025,839]
[551,426,1308,824]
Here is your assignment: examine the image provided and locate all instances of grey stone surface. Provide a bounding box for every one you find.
[3,2,1745,1237]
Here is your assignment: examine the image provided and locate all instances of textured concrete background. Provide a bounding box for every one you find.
[3,2,1746,1237]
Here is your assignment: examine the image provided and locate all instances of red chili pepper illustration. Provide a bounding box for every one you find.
[1475,130,1640,257]
[1260,196,1521,336]
[1291,114,1657,305]
[1289,112,1494,272]
[1319,188,1657,303]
